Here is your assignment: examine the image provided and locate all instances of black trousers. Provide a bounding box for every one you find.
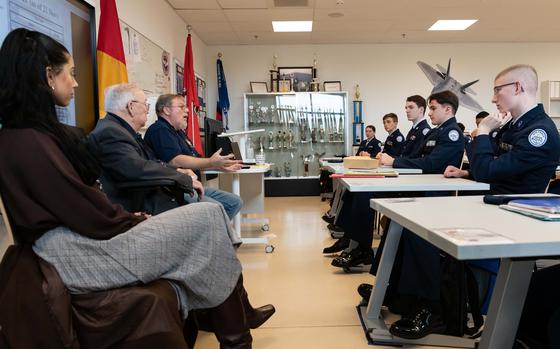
[516,264,560,348]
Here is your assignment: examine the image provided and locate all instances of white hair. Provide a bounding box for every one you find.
[104,83,140,113]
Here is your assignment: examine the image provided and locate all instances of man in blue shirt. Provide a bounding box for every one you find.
[145,94,243,219]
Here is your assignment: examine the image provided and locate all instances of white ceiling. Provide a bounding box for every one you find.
[166,0,560,45]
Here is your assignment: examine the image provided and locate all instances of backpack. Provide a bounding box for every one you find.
[440,253,485,338]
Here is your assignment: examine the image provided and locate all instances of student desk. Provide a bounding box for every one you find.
[204,164,273,252]
[365,195,559,348]
[324,162,422,175]
[340,174,488,193]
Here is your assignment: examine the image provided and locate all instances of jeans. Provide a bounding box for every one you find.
[185,187,243,219]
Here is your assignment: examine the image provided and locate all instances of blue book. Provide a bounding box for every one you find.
[508,198,560,214]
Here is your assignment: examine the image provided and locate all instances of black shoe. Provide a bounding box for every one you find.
[389,308,446,339]
[323,238,349,254]
[327,223,344,232]
[322,214,335,224]
[357,283,373,301]
[331,248,373,268]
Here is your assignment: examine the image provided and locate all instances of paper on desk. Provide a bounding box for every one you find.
[432,228,515,245]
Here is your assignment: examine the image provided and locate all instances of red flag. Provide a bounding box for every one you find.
[183,33,202,155]
[96,0,127,117]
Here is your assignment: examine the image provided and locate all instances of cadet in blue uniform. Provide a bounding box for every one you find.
[381,113,404,157]
[145,94,243,219]
[356,125,382,158]
[330,92,463,270]
[401,95,431,159]
[380,92,464,174]
[387,65,560,340]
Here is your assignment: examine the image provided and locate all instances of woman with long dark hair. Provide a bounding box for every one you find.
[0,28,272,349]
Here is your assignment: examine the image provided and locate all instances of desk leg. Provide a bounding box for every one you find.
[366,221,402,320]
[231,173,241,240]
[478,258,534,349]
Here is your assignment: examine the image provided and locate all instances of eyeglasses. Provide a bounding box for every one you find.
[131,100,150,109]
[167,104,188,111]
[493,82,518,95]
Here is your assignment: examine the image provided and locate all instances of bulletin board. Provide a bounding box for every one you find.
[120,20,171,128]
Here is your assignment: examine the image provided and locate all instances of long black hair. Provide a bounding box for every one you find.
[0,28,100,185]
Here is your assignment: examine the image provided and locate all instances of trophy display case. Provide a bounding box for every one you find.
[244,92,349,194]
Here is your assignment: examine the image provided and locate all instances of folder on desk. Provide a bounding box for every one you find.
[330,171,398,178]
[507,198,560,214]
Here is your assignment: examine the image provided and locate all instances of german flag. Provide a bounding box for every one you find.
[96,0,127,117]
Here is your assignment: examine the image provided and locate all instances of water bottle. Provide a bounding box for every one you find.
[245,136,255,160]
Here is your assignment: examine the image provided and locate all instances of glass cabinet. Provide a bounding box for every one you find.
[244,92,350,178]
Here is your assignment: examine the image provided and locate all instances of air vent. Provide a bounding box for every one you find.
[274,0,309,7]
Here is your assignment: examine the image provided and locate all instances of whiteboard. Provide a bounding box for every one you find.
[120,20,171,129]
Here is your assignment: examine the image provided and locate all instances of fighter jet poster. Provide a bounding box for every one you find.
[417,59,483,112]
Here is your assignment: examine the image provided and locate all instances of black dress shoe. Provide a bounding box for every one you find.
[327,223,344,232]
[323,238,349,254]
[357,283,373,300]
[331,248,373,268]
[247,304,276,329]
[322,214,335,224]
[389,308,446,339]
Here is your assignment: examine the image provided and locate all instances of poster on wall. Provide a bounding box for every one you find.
[175,60,184,94]
[195,73,207,126]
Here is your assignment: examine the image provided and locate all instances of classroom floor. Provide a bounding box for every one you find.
[196,196,456,349]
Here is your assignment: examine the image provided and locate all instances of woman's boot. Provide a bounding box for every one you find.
[207,277,252,349]
[237,274,276,329]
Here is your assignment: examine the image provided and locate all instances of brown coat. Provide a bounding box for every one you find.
[0,129,190,348]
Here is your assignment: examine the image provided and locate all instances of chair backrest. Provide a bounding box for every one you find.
[0,191,15,259]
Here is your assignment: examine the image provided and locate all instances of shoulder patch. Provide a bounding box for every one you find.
[396,135,403,142]
[422,128,430,135]
[448,129,460,142]
[528,129,547,147]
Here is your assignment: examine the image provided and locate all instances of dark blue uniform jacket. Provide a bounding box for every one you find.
[467,104,560,194]
[383,129,404,157]
[401,119,431,159]
[356,137,382,158]
[394,117,464,174]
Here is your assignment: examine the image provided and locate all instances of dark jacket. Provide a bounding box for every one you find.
[88,113,193,214]
[356,137,382,158]
[467,104,560,194]
[383,129,405,157]
[401,119,431,159]
[394,117,464,174]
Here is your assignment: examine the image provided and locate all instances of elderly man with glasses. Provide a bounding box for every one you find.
[88,83,206,215]
[144,93,243,219]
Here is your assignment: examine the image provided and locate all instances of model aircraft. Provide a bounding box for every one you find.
[417,59,483,112]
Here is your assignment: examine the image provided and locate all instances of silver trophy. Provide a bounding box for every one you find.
[275,130,282,149]
[268,131,275,150]
[258,136,265,152]
[287,129,294,149]
[282,131,288,149]
[311,128,317,143]
[284,161,292,177]
[269,105,276,123]
[302,155,311,177]
[319,127,325,143]
[300,123,307,142]
[248,104,255,123]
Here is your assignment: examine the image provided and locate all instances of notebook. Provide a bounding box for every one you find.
[499,204,560,221]
[507,198,560,214]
